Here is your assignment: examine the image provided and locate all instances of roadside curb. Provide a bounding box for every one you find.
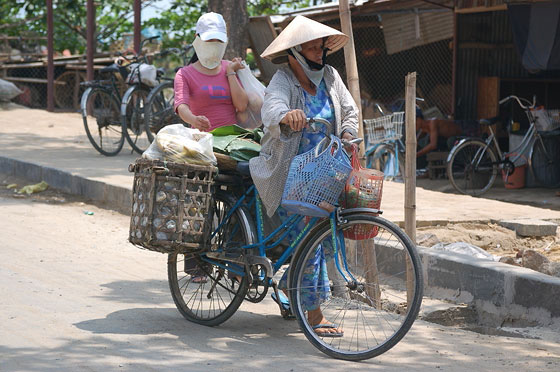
[418,246,560,327]
[2,154,559,327]
[0,155,132,212]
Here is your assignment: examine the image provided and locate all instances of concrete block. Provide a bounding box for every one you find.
[498,218,558,237]
[0,156,15,175]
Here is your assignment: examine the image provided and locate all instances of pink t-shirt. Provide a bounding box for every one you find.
[174,60,237,131]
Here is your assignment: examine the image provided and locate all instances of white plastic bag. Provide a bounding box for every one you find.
[126,63,158,87]
[142,124,217,166]
[236,61,265,129]
[0,78,23,101]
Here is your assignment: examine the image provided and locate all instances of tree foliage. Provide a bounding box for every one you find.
[0,0,325,54]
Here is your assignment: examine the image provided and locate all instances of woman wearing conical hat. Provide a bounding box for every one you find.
[249,16,359,337]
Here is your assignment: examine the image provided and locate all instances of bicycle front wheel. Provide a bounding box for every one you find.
[530,135,560,188]
[288,213,423,361]
[81,87,124,156]
[167,191,254,326]
[447,140,498,196]
[121,85,151,154]
[144,81,184,142]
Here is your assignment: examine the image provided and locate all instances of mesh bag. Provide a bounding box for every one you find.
[281,135,352,218]
[128,158,218,253]
[342,146,384,240]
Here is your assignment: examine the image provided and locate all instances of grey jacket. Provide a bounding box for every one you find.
[249,65,358,216]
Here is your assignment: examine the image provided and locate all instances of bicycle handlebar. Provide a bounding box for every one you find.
[307,117,363,146]
[499,95,536,109]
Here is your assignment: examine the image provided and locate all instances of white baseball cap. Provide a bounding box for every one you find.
[196,12,228,43]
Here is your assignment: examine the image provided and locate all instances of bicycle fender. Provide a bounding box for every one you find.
[80,87,93,114]
[447,138,486,163]
[120,85,138,116]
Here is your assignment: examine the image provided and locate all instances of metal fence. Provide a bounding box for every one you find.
[321,10,453,121]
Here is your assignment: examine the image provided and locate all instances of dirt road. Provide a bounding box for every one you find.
[1,190,559,371]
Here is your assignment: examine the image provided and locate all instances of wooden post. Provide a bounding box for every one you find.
[134,0,141,54]
[404,72,417,306]
[338,0,364,157]
[451,11,458,118]
[46,0,54,112]
[86,0,95,82]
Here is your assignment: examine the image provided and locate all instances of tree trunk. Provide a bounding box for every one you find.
[208,0,248,59]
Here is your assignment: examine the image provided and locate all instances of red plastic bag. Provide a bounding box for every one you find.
[342,146,384,240]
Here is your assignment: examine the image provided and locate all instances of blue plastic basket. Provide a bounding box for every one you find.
[281,135,352,217]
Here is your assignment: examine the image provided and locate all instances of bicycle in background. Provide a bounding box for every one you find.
[447,95,560,196]
[119,35,164,154]
[143,45,193,142]
[364,111,405,180]
[80,58,129,156]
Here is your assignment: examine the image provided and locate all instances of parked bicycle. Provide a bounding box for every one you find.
[80,58,129,156]
[364,98,425,180]
[119,35,162,154]
[364,111,405,180]
[161,118,424,361]
[447,95,560,196]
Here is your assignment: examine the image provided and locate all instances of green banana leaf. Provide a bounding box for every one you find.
[210,124,250,137]
[211,125,263,160]
[212,134,240,153]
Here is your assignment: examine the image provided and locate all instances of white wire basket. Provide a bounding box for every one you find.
[363,112,405,145]
[532,108,560,132]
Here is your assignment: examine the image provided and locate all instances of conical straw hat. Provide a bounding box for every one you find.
[261,15,349,64]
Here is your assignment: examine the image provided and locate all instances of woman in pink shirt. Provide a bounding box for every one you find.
[174,12,248,131]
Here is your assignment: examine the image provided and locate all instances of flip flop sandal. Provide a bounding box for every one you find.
[312,323,344,338]
[271,291,295,320]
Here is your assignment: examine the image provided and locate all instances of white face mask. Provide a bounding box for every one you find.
[193,35,227,69]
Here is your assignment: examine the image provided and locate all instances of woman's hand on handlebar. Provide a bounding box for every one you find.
[281,109,307,131]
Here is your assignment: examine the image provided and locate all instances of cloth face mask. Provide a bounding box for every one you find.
[193,35,227,69]
[290,47,324,88]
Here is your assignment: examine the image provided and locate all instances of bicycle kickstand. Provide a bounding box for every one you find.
[271,281,295,320]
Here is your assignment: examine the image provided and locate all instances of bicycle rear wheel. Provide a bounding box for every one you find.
[447,139,498,196]
[144,81,184,142]
[167,191,253,326]
[121,85,151,154]
[288,213,423,361]
[530,135,560,188]
[81,87,124,156]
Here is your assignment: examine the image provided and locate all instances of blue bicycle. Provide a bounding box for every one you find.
[166,118,423,360]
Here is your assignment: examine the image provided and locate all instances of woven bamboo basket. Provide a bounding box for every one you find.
[128,158,218,254]
[214,152,238,171]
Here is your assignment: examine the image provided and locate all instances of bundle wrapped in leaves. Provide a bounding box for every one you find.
[211,125,263,162]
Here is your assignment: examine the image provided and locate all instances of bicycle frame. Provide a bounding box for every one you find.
[203,184,357,285]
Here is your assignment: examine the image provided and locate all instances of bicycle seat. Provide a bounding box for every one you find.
[100,63,121,74]
[236,161,251,176]
[479,116,500,126]
[156,67,166,77]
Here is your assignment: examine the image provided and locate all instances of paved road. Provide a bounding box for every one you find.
[1,193,559,372]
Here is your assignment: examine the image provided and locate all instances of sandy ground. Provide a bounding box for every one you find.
[1,179,559,372]
[418,222,560,262]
